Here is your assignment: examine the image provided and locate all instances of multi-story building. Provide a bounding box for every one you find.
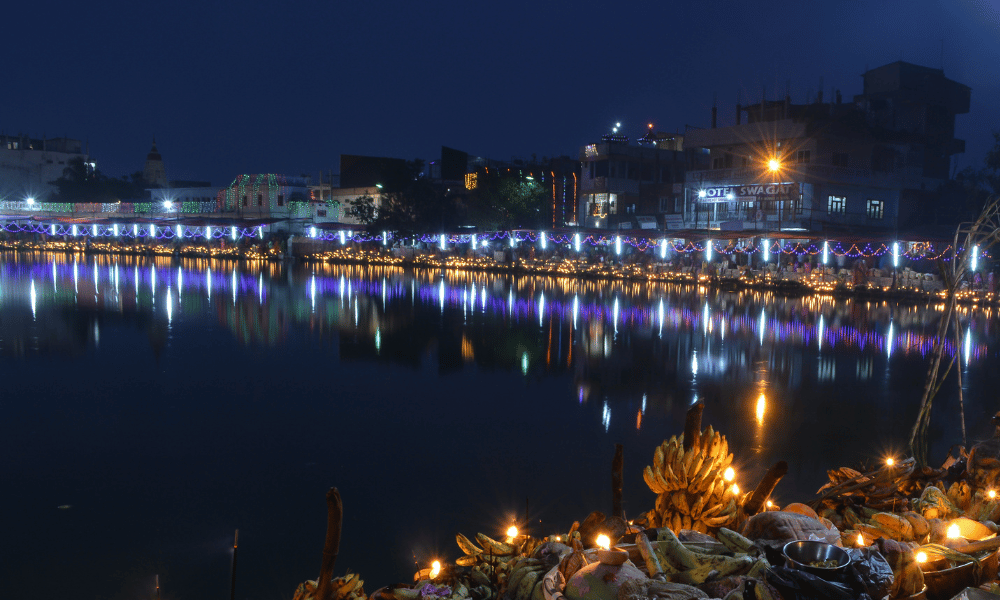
[0,134,92,202]
[216,174,313,218]
[578,129,686,230]
[681,61,970,234]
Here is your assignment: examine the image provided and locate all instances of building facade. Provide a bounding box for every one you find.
[142,138,167,187]
[578,131,686,229]
[216,174,312,218]
[681,61,970,234]
[0,134,91,202]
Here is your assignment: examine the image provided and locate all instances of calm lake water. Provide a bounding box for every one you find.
[2,251,998,600]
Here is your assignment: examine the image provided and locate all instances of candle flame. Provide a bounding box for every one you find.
[886,457,895,467]
[507,525,518,538]
[724,467,735,482]
[766,500,773,508]
[755,393,766,425]
[990,489,997,499]
[857,532,864,547]
[916,551,928,563]
[947,523,961,539]
[554,536,561,542]
[596,534,610,550]
[731,483,740,495]
[430,561,441,578]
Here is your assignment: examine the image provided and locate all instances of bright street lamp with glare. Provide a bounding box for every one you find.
[26,197,35,206]
[768,158,781,172]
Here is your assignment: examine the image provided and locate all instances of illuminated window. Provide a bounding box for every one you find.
[867,199,884,219]
[827,195,846,214]
[464,173,478,190]
[590,193,609,218]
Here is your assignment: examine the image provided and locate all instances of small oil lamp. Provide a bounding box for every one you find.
[595,534,627,565]
[724,467,735,482]
[430,561,441,580]
[915,550,948,572]
[505,525,519,544]
[856,532,865,547]
[989,489,997,500]
[886,457,895,467]
[943,522,967,550]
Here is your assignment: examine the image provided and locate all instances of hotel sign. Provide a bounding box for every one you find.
[697,183,798,203]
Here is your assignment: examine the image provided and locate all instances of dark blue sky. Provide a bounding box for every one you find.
[4,0,999,186]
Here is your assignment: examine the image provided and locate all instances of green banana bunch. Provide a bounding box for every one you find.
[654,526,757,586]
[642,426,741,533]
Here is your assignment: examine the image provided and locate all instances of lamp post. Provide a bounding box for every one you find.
[767,157,781,235]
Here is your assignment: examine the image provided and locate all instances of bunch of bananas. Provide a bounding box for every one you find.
[454,532,542,596]
[293,572,366,600]
[642,426,740,533]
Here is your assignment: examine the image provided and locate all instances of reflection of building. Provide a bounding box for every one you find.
[578,131,686,230]
[682,61,970,233]
[0,134,91,201]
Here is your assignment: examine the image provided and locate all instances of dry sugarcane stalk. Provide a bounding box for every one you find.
[683,403,703,452]
[744,461,788,515]
[316,487,344,600]
[612,444,624,519]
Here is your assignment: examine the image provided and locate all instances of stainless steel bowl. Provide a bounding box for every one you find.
[782,540,851,575]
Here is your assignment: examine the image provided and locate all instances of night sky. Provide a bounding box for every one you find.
[4,0,999,186]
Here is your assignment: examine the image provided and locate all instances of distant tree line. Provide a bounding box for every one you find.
[346,159,549,234]
[47,156,152,203]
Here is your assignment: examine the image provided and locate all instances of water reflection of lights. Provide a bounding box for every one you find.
[965,327,972,366]
[10,259,994,365]
[602,401,610,432]
[658,298,664,337]
[521,352,529,375]
[166,288,172,323]
[30,279,36,318]
[613,297,619,334]
[691,350,699,376]
[642,393,647,414]
[755,393,766,425]
[310,275,316,312]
